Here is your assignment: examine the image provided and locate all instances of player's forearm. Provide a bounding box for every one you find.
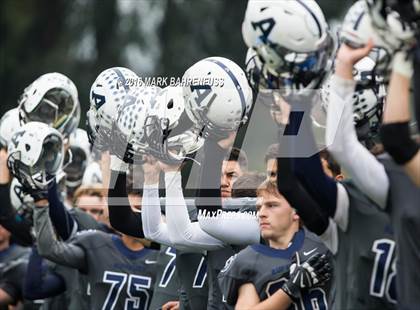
[47,180,75,240]
[196,140,225,212]
[327,75,389,208]
[107,169,144,237]
[165,171,225,251]
[198,212,260,245]
[34,205,86,270]
[141,183,172,246]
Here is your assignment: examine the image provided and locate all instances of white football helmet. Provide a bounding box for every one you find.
[7,122,64,190]
[87,67,138,151]
[182,56,253,138]
[9,177,34,225]
[64,128,91,189]
[0,108,21,148]
[19,73,80,137]
[341,0,413,80]
[242,0,334,93]
[322,55,386,144]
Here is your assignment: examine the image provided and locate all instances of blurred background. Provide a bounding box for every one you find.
[0,0,355,122]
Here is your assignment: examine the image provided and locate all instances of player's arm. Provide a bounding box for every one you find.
[23,247,66,300]
[164,164,225,252]
[47,179,77,240]
[198,210,260,245]
[235,283,291,310]
[141,156,172,246]
[380,52,420,186]
[0,148,33,246]
[107,155,144,238]
[326,41,390,208]
[33,201,87,272]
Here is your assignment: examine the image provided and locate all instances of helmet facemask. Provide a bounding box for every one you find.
[64,146,88,189]
[256,32,334,95]
[21,88,78,137]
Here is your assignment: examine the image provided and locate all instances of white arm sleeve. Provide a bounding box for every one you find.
[198,210,260,245]
[165,171,226,252]
[326,75,389,209]
[141,183,172,247]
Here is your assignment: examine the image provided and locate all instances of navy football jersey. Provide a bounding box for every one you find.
[218,229,333,309]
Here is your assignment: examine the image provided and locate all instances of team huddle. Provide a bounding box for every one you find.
[1,0,420,309]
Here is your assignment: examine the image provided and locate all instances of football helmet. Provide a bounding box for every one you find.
[0,108,21,148]
[341,0,412,81]
[322,55,386,144]
[7,122,64,190]
[87,67,138,151]
[245,48,280,93]
[64,128,91,189]
[9,177,34,225]
[242,0,334,93]
[182,56,253,138]
[19,73,80,137]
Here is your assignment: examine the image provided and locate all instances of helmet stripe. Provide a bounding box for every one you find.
[206,59,247,121]
[296,0,322,38]
[113,68,130,92]
[354,12,365,30]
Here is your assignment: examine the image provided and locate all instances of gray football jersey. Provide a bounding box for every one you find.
[71,231,158,310]
[176,251,208,310]
[218,229,332,309]
[336,181,396,309]
[149,246,180,310]
[381,156,420,309]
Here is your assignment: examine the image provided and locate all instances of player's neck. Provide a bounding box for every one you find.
[121,234,145,251]
[268,226,299,250]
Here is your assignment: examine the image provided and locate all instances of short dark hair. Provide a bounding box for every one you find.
[225,147,248,171]
[319,149,341,177]
[264,143,280,163]
[232,172,266,198]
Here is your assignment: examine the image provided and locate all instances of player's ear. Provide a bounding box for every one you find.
[335,174,344,181]
[292,208,300,221]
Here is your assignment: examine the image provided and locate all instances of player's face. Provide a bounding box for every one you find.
[266,158,277,183]
[256,192,298,242]
[76,194,106,222]
[221,160,244,198]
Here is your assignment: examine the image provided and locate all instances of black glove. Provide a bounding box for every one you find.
[281,252,332,301]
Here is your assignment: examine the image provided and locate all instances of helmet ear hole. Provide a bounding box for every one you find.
[167,99,174,109]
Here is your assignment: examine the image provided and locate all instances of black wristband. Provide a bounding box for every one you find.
[380,122,419,164]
